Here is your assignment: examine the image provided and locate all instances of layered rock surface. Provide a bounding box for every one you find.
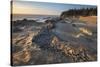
[12,19,97,66]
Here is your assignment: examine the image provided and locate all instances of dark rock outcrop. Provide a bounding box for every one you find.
[32,27,53,49]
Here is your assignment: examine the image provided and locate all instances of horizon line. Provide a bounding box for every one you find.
[11,13,60,16]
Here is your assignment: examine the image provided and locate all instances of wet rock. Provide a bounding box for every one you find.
[12,45,23,53]
[15,33,35,47]
[50,37,95,62]
[12,49,31,65]
[12,18,97,65]
[29,48,71,65]
[12,19,36,27]
[51,36,60,47]
[32,27,52,49]
[12,27,23,33]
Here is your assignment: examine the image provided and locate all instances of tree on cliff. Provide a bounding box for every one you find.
[60,7,97,19]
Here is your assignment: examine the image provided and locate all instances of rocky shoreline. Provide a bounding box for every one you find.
[11,18,97,66]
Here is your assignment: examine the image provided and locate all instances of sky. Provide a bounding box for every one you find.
[12,1,97,15]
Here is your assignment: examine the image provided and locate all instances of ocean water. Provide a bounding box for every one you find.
[12,14,58,21]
